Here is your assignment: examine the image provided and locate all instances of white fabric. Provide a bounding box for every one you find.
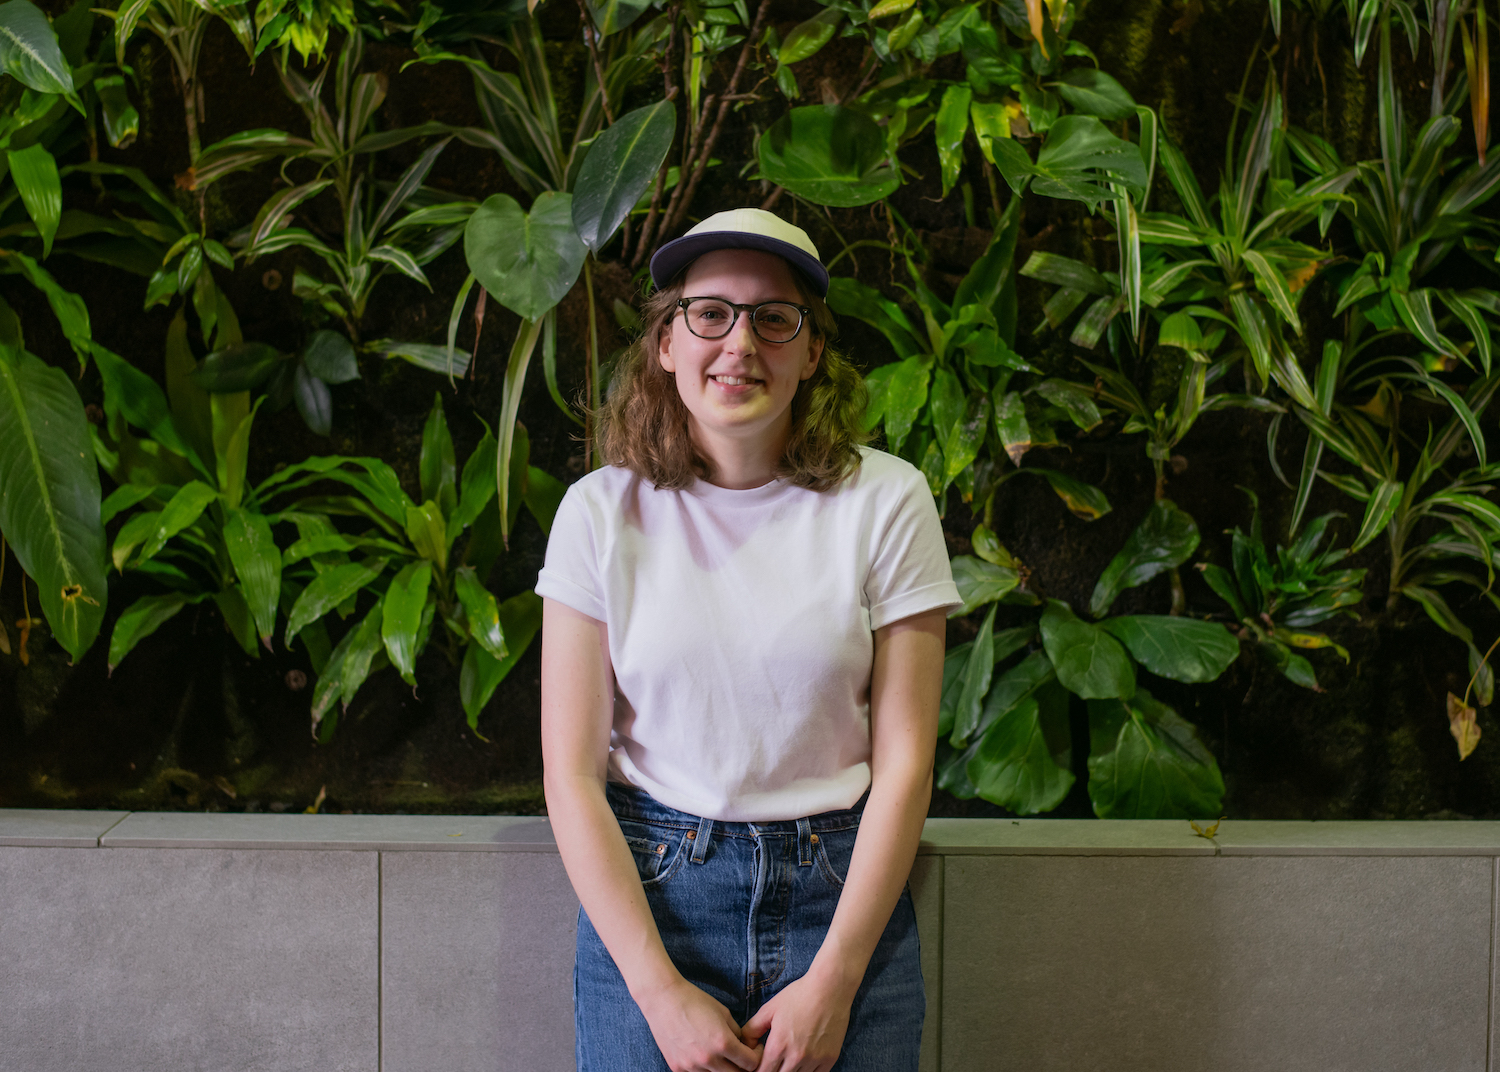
[536,447,960,822]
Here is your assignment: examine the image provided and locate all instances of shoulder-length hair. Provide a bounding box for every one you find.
[596,263,868,492]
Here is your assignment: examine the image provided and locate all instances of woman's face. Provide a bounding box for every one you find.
[657,248,824,466]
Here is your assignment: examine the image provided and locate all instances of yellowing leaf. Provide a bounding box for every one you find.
[1448,692,1482,760]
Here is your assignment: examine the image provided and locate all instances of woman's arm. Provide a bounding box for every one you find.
[740,607,947,1072]
[540,597,762,1072]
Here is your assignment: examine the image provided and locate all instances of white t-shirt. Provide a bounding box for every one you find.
[535,447,960,821]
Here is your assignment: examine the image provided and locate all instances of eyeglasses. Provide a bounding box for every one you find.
[674,297,811,344]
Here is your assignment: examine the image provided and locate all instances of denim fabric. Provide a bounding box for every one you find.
[575,783,924,1072]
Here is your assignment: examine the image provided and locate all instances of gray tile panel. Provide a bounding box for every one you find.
[919,817,1215,855]
[942,854,1493,1072]
[1212,820,1500,855]
[0,845,377,1072]
[0,809,129,847]
[100,811,557,851]
[381,850,579,1072]
[909,854,942,1072]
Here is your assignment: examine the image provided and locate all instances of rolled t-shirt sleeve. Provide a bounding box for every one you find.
[534,485,606,621]
[863,464,961,630]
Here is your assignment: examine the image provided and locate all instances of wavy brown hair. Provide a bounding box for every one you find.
[596,263,868,492]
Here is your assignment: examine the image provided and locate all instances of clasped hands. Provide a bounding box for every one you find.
[641,969,854,1072]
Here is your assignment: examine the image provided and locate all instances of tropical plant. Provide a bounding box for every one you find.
[1197,490,1366,691]
[832,203,1113,526]
[186,327,362,436]
[259,392,562,736]
[935,505,1238,819]
[92,306,287,669]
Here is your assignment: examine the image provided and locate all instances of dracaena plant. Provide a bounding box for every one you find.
[1290,12,1500,374]
[259,392,562,737]
[934,503,1238,819]
[1197,490,1366,693]
[92,307,289,671]
[1290,322,1500,744]
[829,204,1113,527]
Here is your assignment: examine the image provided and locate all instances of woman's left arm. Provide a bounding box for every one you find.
[741,607,947,1072]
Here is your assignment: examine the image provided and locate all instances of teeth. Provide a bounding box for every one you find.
[713,375,758,385]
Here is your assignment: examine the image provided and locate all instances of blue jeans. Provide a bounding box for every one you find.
[574,783,924,1072]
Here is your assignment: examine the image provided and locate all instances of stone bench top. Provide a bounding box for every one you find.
[7,809,1500,855]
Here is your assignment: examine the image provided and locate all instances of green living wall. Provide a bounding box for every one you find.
[2,0,1499,820]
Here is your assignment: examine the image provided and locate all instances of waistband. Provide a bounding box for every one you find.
[605,782,866,837]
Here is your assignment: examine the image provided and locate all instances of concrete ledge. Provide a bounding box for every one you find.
[6,811,1498,1072]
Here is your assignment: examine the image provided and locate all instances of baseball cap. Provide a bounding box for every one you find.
[649,209,829,297]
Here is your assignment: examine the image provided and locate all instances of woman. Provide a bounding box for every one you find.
[537,209,958,1072]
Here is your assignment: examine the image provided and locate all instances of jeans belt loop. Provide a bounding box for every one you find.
[796,817,813,867]
[690,816,713,863]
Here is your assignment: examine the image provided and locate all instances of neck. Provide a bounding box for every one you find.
[694,423,788,490]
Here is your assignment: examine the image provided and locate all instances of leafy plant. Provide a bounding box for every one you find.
[834,203,1113,525]
[1198,490,1366,691]
[261,392,562,736]
[187,327,362,436]
[935,505,1237,819]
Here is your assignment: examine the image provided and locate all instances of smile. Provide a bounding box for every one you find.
[711,375,762,386]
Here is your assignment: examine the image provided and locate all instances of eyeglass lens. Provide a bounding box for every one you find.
[682,299,803,343]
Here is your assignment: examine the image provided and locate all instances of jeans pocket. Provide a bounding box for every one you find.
[617,820,689,888]
[813,826,858,888]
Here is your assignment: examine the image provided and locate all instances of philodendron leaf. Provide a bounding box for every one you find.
[382,560,433,686]
[8,143,61,258]
[460,590,542,731]
[949,554,1022,616]
[223,507,282,647]
[572,99,676,254]
[758,106,901,207]
[1089,498,1200,616]
[992,114,1148,207]
[0,0,75,96]
[1039,599,1135,699]
[464,192,587,320]
[969,679,1074,814]
[1054,67,1136,120]
[419,392,457,519]
[1087,687,1225,818]
[108,592,204,671]
[301,330,360,383]
[0,344,107,660]
[454,565,507,661]
[1099,615,1239,683]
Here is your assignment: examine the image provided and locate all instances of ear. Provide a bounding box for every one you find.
[658,323,676,374]
[799,334,824,381]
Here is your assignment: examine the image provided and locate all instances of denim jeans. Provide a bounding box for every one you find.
[574,783,924,1072]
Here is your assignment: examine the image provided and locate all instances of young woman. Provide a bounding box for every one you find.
[537,209,959,1072]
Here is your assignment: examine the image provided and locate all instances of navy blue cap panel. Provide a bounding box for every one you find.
[649,232,831,297]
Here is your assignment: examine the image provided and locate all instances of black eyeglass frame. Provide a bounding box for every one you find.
[673,297,813,343]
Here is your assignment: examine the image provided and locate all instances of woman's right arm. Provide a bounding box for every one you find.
[540,597,762,1072]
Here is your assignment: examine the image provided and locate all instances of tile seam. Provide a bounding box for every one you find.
[94,811,134,846]
[1489,856,1497,1072]
[378,850,384,1072]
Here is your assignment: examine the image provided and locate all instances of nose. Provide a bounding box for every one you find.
[722,308,759,354]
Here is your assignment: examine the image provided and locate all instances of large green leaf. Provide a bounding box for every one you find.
[382,559,433,685]
[8,143,61,257]
[1054,68,1136,120]
[454,564,506,661]
[1099,615,1239,684]
[572,99,676,254]
[284,556,388,644]
[464,192,587,320]
[108,591,202,671]
[758,106,901,207]
[419,392,457,519]
[969,679,1074,814]
[223,507,282,646]
[1039,599,1135,699]
[1087,688,1225,818]
[460,590,542,730]
[135,480,217,564]
[951,605,996,742]
[1088,499,1200,617]
[0,0,75,96]
[0,344,106,659]
[992,115,1147,208]
[949,554,1021,616]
